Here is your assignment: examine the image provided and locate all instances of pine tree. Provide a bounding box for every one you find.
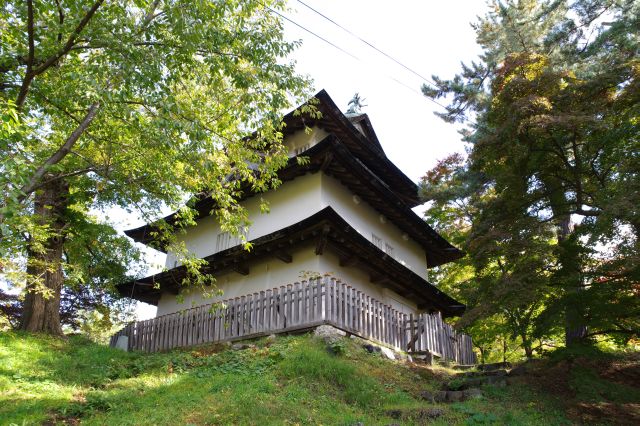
[422,0,639,348]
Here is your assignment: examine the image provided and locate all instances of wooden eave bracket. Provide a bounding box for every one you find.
[232,262,249,276]
[320,152,334,171]
[275,251,293,263]
[369,274,389,284]
[339,254,359,267]
[315,224,331,255]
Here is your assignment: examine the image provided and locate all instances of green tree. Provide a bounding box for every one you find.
[421,153,557,359]
[1,0,311,335]
[423,0,639,348]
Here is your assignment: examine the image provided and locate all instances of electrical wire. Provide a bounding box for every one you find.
[270,8,360,62]
[269,6,450,110]
[296,0,440,88]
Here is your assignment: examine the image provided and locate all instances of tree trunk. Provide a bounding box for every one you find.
[478,346,486,364]
[557,216,588,346]
[19,177,69,335]
[502,335,507,363]
[521,334,533,359]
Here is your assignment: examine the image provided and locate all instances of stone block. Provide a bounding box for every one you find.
[380,347,396,360]
[463,388,483,399]
[419,390,435,403]
[447,390,464,402]
[115,335,128,352]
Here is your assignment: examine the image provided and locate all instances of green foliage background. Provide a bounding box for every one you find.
[421,0,639,360]
[0,0,313,330]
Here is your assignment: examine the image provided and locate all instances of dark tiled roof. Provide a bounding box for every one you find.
[118,207,465,317]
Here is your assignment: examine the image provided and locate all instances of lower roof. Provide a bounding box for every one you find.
[117,207,465,317]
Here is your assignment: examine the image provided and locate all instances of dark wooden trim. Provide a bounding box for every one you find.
[315,224,330,255]
[274,251,292,263]
[370,274,388,284]
[339,254,359,267]
[118,207,465,317]
[232,263,249,276]
[124,135,463,267]
[282,90,420,206]
[320,151,333,171]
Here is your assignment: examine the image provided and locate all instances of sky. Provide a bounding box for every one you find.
[131,0,488,320]
[280,0,486,180]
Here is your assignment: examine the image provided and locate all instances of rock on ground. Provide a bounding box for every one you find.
[313,325,346,341]
[380,346,396,360]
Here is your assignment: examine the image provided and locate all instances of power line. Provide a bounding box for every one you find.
[269,6,449,111]
[296,0,440,88]
[269,8,359,62]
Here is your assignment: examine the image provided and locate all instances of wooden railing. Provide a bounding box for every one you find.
[110,277,476,365]
[406,312,475,364]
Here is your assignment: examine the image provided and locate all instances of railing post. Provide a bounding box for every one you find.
[345,285,352,331]
[335,278,341,326]
[286,284,293,328]
[355,290,362,334]
[322,277,328,322]
[312,278,319,321]
[408,314,415,352]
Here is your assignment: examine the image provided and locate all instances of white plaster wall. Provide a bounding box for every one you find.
[157,244,419,317]
[285,126,329,157]
[319,174,428,279]
[157,244,322,316]
[317,250,419,315]
[165,172,323,267]
[165,127,327,268]
[157,126,429,316]
[167,172,428,280]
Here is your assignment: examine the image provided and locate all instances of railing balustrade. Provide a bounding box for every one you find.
[110,277,476,365]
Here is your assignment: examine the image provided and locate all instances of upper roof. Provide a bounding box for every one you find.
[282,90,420,206]
[124,90,463,267]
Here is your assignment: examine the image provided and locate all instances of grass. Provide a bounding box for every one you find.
[2,331,632,425]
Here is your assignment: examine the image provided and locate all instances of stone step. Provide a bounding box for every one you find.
[455,368,508,378]
[420,388,483,403]
[477,362,512,371]
[385,407,445,422]
[453,361,511,371]
[452,364,475,371]
[445,375,508,390]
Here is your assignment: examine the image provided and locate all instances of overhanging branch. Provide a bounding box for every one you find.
[18,102,101,199]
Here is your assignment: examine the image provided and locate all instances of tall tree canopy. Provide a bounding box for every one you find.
[0,0,312,335]
[422,0,639,354]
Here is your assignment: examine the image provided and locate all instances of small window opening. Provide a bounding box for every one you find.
[371,233,383,250]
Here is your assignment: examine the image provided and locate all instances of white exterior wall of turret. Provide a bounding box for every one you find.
[156,127,427,317]
[156,243,417,317]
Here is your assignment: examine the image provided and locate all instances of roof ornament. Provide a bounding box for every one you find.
[346,92,367,115]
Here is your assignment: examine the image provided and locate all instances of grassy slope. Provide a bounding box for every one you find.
[1,332,633,426]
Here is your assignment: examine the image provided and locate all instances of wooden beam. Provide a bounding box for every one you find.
[275,251,292,263]
[320,152,334,171]
[417,304,441,312]
[370,274,389,284]
[315,224,331,255]
[339,255,359,267]
[233,263,249,276]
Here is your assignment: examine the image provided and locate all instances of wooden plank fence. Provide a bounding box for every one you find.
[110,277,476,365]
